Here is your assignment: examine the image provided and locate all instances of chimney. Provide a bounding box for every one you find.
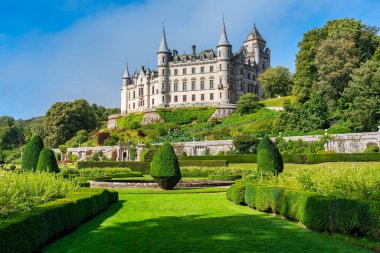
[192,45,196,54]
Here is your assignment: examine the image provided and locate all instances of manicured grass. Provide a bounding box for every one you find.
[44,189,369,253]
[261,95,296,107]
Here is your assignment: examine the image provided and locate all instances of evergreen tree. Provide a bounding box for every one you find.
[36,147,60,173]
[21,135,44,171]
[257,136,283,175]
[150,142,181,190]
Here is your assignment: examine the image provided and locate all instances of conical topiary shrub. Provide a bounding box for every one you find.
[22,135,44,171]
[36,147,60,173]
[257,136,283,175]
[150,142,181,190]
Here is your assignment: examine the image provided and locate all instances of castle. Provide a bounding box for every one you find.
[120,19,270,114]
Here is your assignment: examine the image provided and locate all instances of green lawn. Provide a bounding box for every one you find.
[44,189,369,253]
[261,95,296,107]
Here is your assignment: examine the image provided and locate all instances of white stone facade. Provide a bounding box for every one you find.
[120,19,270,114]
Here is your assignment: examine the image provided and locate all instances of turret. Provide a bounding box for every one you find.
[242,23,269,72]
[122,63,131,86]
[121,63,131,114]
[216,17,231,104]
[157,25,170,106]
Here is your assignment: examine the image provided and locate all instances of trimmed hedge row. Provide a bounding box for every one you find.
[76,161,150,174]
[0,189,118,253]
[226,184,246,204]
[182,152,380,164]
[179,160,229,167]
[227,184,380,240]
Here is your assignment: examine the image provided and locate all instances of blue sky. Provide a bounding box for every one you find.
[0,0,379,119]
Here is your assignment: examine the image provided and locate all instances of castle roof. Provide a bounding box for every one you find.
[122,63,130,79]
[245,23,266,43]
[158,26,170,53]
[217,17,230,47]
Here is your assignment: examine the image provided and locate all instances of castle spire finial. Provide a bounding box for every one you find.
[217,15,230,47]
[158,23,170,53]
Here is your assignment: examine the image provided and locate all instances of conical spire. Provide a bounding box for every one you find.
[217,16,230,47]
[158,25,170,53]
[123,62,130,79]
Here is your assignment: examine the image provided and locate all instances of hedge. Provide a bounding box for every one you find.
[226,184,246,205]
[76,161,150,174]
[156,106,216,124]
[179,160,229,167]
[227,184,380,240]
[0,189,118,253]
[182,153,380,164]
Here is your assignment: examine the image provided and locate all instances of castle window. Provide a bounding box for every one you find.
[210,80,214,89]
[169,95,171,102]
[192,67,195,74]
[152,86,155,95]
[200,67,204,73]
[174,69,178,75]
[162,96,165,103]
[183,68,187,75]
[253,75,256,80]
[133,102,135,109]
[220,92,222,99]
[133,91,136,98]
[210,93,214,100]
[162,69,165,75]
[248,73,251,79]
[262,63,265,69]
[183,82,187,91]
[218,51,221,57]
[162,83,165,90]
[219,64,222,70]
[200,80,205,90]
[174,96,178,102]
[162,57,165,63]
[183,95,187,102]
[174,83,178,92]
[152,98,154,105]
[201,94,205,101]
[128,92,130,99]
[192,94,196,101]
[220,78,222,84]
[140,78,142,82]
[210,66,213,72]
[191,81,196,91]
[241,69,243,75]
[129,104,130,109]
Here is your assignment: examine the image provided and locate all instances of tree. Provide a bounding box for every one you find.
[343,60,380,131]
[43,99,97,147]
[150,142,181,190]
[314,36,360,111]
[257,136,283,175]
[293,18,379,101]
[258,66,293,98]
[22,135,44,171]
[236,93,263,115]
[36,147,60,173]
[65,130,89,147]
[233,134,258,154]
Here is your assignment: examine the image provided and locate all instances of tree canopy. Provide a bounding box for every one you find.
[257,66,293,98]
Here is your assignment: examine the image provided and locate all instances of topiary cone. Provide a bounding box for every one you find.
[257,135,283,175]
[36,147,60,173]
[22,135,44,171]
[150,142,181,190]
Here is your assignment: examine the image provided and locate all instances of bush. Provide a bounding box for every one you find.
[156,107,216,124]
[226,184,246,205]
[78,168,142,179]
[257,136,283,174]
[0,189,118,253]
[181,155,257,163]
[140,148,157,162]
[21,135,44,171]
[178,160,228,167]
[236,93,264,115]
[76,161,150,174]
[364,143,379,153]
[233,134,259,154]
[238,185,380,240]
[150,142,181,190]
[36,148,60,173]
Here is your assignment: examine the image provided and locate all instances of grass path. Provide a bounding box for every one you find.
[44,189,369,253]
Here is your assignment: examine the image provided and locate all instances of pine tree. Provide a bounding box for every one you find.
[257,136,283,175]
[150,142,181,190]
[21,135,44,171]
[36,147,60,173]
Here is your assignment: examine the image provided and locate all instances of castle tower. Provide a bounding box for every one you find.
[216,17,232,104]
[242,23,270,73]
[121,63,131,114]
[157,26,170,106]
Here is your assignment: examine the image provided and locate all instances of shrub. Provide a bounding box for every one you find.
[36,148,60,173]
[21,135,44,171]
[275,137,324,155]
[233,134,259,154]
[364,143,379,153]
[226,184,246,205]
[150,142,182,190]
[156,107,216,124]
[141,148,157,162]
[76,161,150,174]
[238,185,380,240]
[97,132,110,145]
[236,93,264,115]
[179,160,228,167]
[78,168,142,179]
[257,136,283,174]
[0,189,118,253]
[116,113,144,129]
[181,155,257,163]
